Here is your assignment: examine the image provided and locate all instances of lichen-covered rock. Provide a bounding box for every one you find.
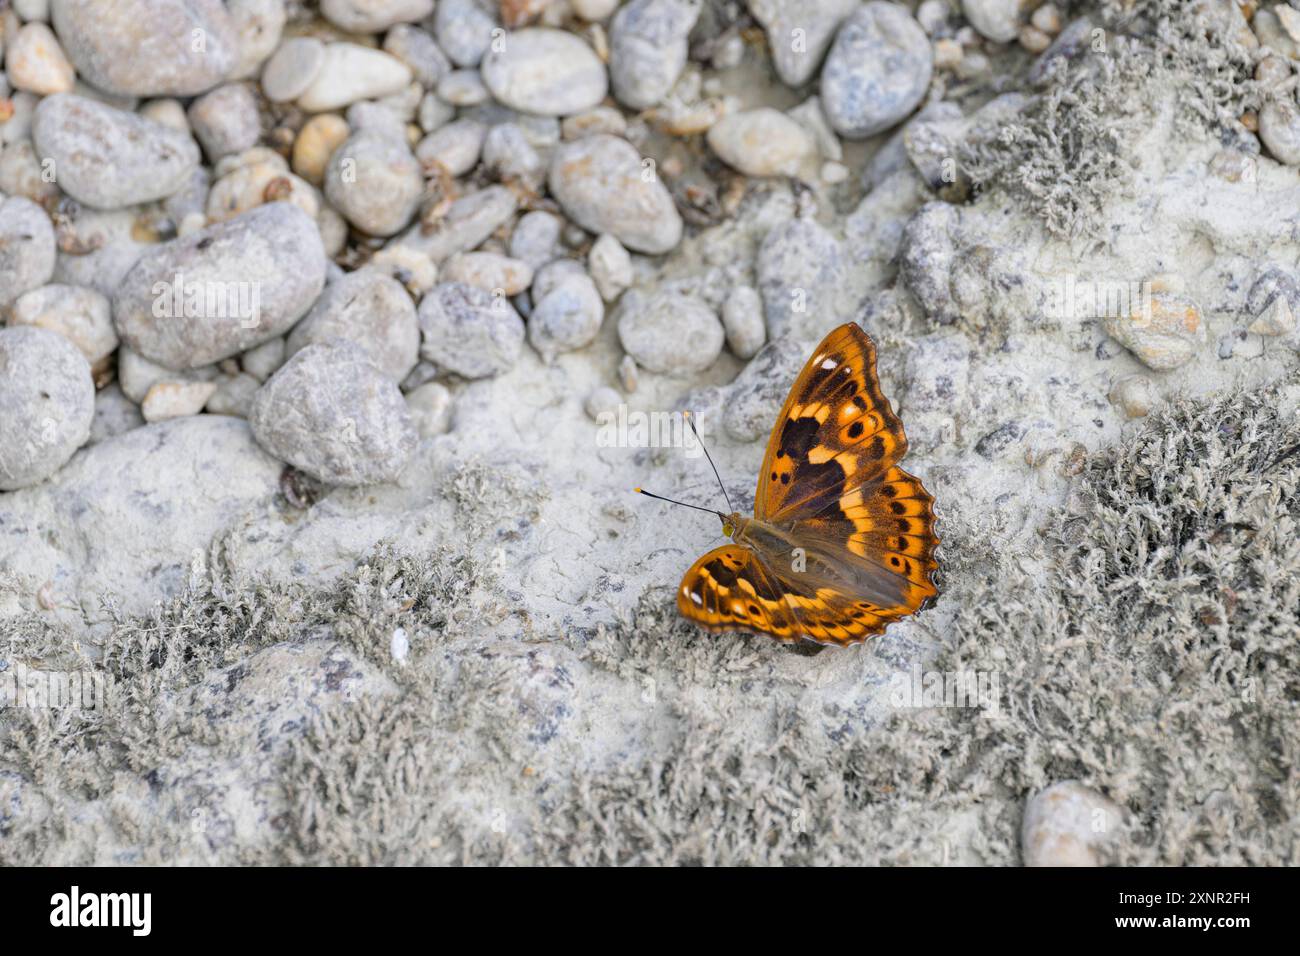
[755,217,844,340]
[50,0,238,97]
[1022,782,1125,866]
[820,3,932,139]
[548,134,683,254]
[324,130,423,237]
[113,203,327,370]
[32,94,200,209]
[899,201,961,326]
[529,273,605,362]
[481,28,608,116]
[417,281,526,378]
[249,342,418,486]
[0,196,56,310]
[0,326,94,490]
[617,290,724,375]
[608,0,700,110]
[286,269,421,384]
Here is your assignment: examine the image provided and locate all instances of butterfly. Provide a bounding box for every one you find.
[638,323,939,646]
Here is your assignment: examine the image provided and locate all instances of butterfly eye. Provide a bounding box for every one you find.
[721,521,734,537]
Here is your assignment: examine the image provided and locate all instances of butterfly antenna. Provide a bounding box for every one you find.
[634,488,725,520]
[683,411,733,513]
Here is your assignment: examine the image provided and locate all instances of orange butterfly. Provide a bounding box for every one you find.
[639,323,939,646]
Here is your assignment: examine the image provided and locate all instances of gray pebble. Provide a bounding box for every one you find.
[384,25,452,90]
[721,285,766,359]
[325,130,424,237]
[286,269,421,383]
[482,122,543,182]
[240,335,286,382]
[320,0,434,33]
[436,69,490,106]
[820,2,933,139]
[205,371,262,418]
[0,326,94,490]
[755,217,844,339]
[32,93,201,209]
[8,282,117,366]
[442,251,535,295]
[585,385,622,422]
[531,258,588,301]
[227,0,288,81]
[115,346,215,405]
[548,134,682,254]
[482,28,609,116]
[416,118,487,177]
[609,0,700,110]
[962,0,1023,44]
[51,0,239,97]
[435,0,499,68]
[1260,98,1300,166]
[530,273,605,362]
[419,91,457,132]
[509,210,563,268]
[0,196,56,310]
[89,382,146,445]
[749,0,857,87]
[617,290,724,374]
[187,83,262,161]
[113,202,327,370]
[394,184,518,263]
[260,37,325,103]
[588,233,633,301]
[618,353,639,392]
[405,381,454,438]
[418,281,525,378]
[249,341,418,486]
[706,107,816,177]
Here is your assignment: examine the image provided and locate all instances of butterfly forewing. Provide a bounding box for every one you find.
[749,323,939,643]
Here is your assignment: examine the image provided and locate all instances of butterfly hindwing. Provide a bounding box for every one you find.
[677,545,801,641]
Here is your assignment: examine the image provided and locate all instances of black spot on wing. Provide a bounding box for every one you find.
[779,415,821,461]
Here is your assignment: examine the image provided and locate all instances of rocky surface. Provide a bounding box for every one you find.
[0,0,1297,867]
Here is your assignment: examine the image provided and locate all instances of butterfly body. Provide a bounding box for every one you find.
[673,323,940,647]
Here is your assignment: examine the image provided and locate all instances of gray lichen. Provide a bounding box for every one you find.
[3,382,1297,864]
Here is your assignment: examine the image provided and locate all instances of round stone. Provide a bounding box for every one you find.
[617,291,724,375]
[249,341,418,487]
[548,134,683,254]
[324,131,424,237]
[481,28,608,116]
[417,281,526,379]
[821,2,933,139]
[285,269,421,383]
[261,37,326,102]
[0,326,94,490]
